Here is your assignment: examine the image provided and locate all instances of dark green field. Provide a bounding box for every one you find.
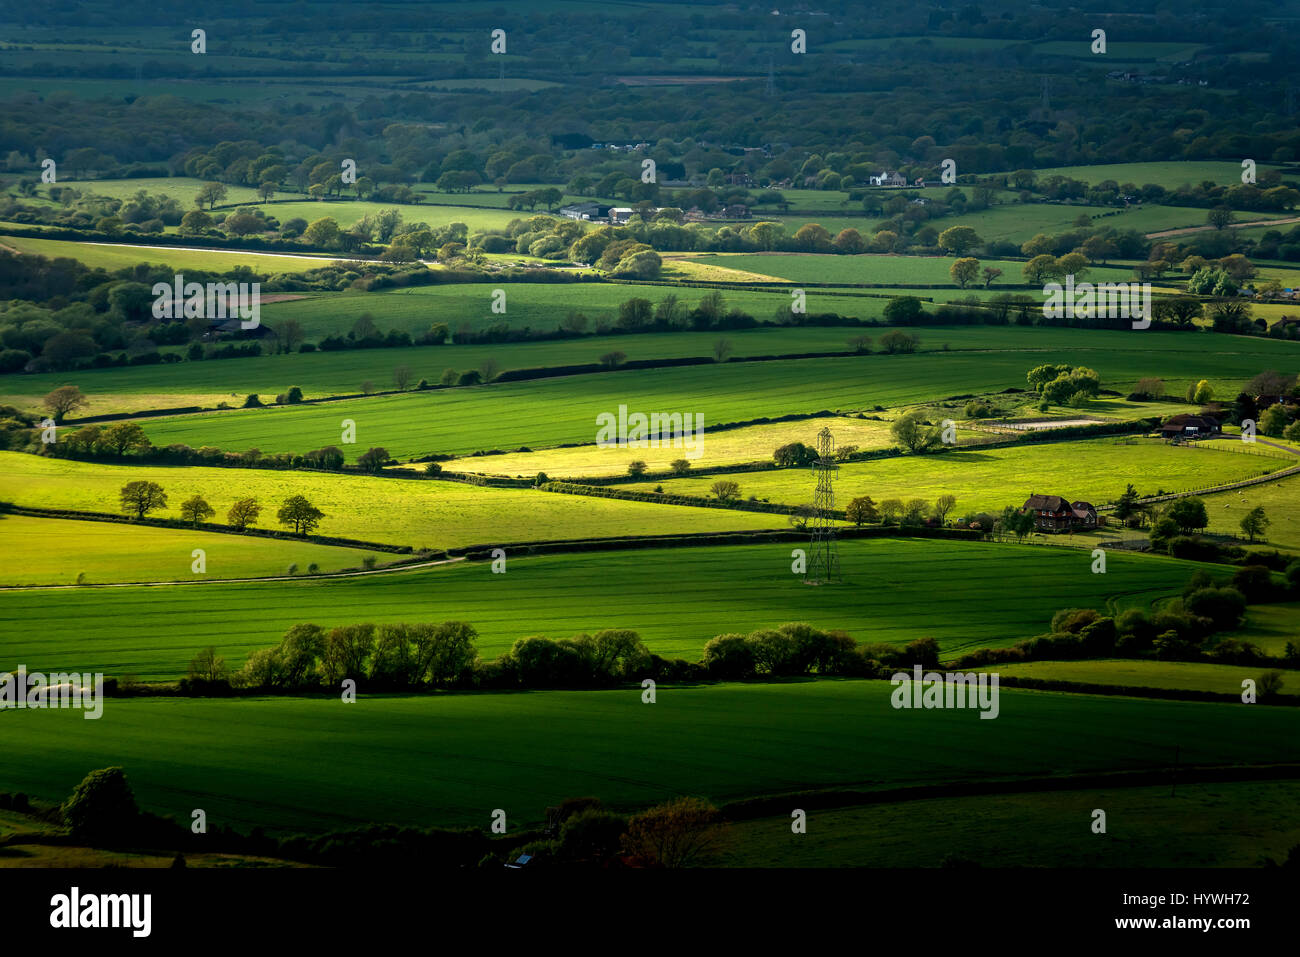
[0,682,1292,833]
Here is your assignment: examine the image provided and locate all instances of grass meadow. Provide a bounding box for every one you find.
[13,321,1296,419]
[0,452,787,552]
[0,681,1293,834]
[0,537,1217,680]
[0,514,372,585]
[122,331,1300,460]
[624,437,1288,512]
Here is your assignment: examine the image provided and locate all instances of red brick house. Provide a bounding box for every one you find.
[1021,494,1098,532]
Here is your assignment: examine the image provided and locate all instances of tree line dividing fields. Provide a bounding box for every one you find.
[0,539,1213,681]
[113,335,1299,462]
[0,682,1293,834]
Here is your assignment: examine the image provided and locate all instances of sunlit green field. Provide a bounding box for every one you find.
[1204,472,1300,551]
[0,452,786,551]
[0,513,371,585]
[628,437,1285,512]
[0,234,345,273]
[123,333,1300,460]
[438,415,927,477]
[0,537,1215,679]
[689,253,1135,286]
[10,322,1295,421]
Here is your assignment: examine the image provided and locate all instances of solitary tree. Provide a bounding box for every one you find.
[278,495,325,535]
[933,494,957,524]
[670,458,691,475]
[1240,506,1271,543]
[43,385,89,423]
[891,410,941,453]
[628,460,648,478]
[180,495,215,527]
[227,497,262,531]
[119,480,167,519]
[713,338,733,362]
[393,365,413,391]
[711,480,740,502]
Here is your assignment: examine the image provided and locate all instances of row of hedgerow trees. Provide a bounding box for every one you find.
[187,622,945,694]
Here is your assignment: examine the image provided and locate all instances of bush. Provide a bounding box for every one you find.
[702,633,755,679]
[1050,607,1100,634]
[1183,586,1247,630]
[242,393,262,408]
[61,767,139,841]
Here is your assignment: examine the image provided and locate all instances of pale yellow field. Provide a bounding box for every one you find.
[431,415,910,477]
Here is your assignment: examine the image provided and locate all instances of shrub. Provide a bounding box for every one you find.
[61,767,139,841]
[702,633,755,679]
[1050,607,1100,635]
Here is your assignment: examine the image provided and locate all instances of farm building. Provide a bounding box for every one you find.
[559,201,612,221]
[869,171,907,187]
[1156,413,1221,440]
[1021,494,1098,532]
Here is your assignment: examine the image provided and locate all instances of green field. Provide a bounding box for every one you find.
[980,659,1291,695]
[1205,472,1300,551]
[256,282,909,339]
[0,514,372,585]
[0,327,874,417]
[0,537,1218,680]
[0,452,786,553]
[1220,603,1300,656]
[13,321,1294,421]
[0,681,1293,834]
[623,437,1288,512]
[688,253,1136,286]
[441,415,938,477]
[718,780,1300,868]
[0,235,350,274]
[1031,161,1287,189]
[123,331,1300,461]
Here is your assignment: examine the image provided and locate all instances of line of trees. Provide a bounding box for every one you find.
[118,481,324,535]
